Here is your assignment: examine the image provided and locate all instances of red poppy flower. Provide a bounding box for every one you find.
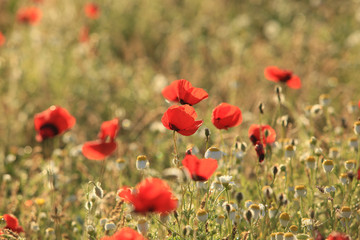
[161,105,203,136]
[79,26,90,43]
[34,106,76,142]
[98,119,119,141]
[264,66,301,89]
[3,214,24,234]
[118,178,178,214]
[182,155,217,181]
[327,232,350,240]
[358,100,360,109]
[101,227,147,240]
[17,7,42,25]
[357,167,360,181]
[255,141,265,163]
[82,118,119,160]
[84,3,100,19]
[211,103,242,130]
[248,124,276,145]
[0,32,5,47]
[162,79,208,106]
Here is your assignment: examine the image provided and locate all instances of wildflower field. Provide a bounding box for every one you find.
[1,0,360,239]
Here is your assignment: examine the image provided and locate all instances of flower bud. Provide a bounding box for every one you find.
[341,206,351,218]
[322,159,334,173]
[116,158,126,170]
[137,219,149,235]
[294,185,307,198]
[344,159,356,170]
[306,156,316,169]
[319,94,330,106]
[249,204,260,220]
[340,173,348,185]
[196,209,208,222]
[354,121,360,135]
[204,147,222,160]
[136,155,149,170]
[279,212,290,227]
[216,215,225,225]
[104,222,116,231]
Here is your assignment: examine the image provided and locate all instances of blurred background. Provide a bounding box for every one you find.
[1,0,360,159]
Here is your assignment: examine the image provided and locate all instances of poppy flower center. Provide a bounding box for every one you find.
[192,174,207,181]
[179,99,191,105]
[39,123,59,139]
[279,74,292,82]
[169,124,180,131]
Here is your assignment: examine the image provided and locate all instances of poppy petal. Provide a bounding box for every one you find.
[82,140,117,160]
[162,81,179,102]
[98,118,119,141]
[286,75,302,89]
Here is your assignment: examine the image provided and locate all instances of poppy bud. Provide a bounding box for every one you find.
[85,201,93,211]
[183,225,193,236]
[205,128,210,139]
[255,142,265,163]
[259,102,264,114]
[93,182,104,199]
[273,165,279,176]
[235,192,243,204]
[280,164,286,172]
[245,210,252,223]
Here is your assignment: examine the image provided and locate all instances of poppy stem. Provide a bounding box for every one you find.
[173,131,179,167]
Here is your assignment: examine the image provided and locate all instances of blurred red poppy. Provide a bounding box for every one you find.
[162,105,203,136]
[118,178,178,214]
[17,6,42,25]
[255,141,265,163]
[162,79,208,106]
[357,167,360,181]
[182,155,217,181]
[79,26,90,43]
[211,103,242,130]
[3,214,24,234]
[327,232,350,240]
[84,3,100,19]
[82,118,119,160]
[101,227,147,240]
[264,66,301,89]
[98,119,119,141]
[0,32,5,47]
[248,124,276,145]
[34,106,76,142]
